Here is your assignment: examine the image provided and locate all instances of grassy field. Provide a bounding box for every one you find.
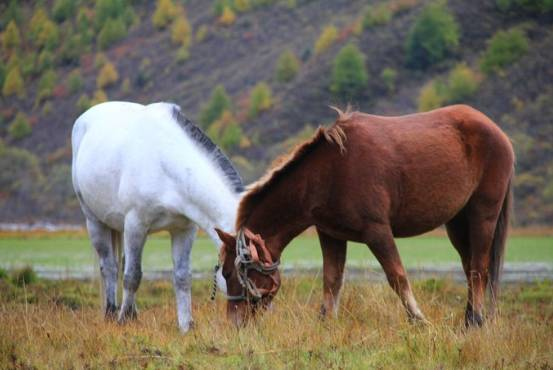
[0,235,552,272]
[1,274,552,369]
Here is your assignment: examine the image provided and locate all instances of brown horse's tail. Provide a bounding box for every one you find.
[489,176,512,311]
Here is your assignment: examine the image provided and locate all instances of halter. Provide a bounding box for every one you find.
[212,229,280,303]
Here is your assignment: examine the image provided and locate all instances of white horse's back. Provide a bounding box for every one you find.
[72,101,241,233]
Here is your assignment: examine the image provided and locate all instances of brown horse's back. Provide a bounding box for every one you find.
[314,105,514,238]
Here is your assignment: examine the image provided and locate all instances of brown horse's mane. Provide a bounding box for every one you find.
[236,106,351,229]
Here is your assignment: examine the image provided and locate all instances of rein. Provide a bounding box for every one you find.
[211,229,279,303]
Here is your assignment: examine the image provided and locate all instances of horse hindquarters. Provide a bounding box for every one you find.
[447,178,512,327]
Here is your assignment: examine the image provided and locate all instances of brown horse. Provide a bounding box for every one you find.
[215,104,514,327]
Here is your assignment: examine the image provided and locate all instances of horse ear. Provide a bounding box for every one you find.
[214,228,235,248]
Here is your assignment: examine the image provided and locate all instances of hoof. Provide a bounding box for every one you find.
[104,303,118,321]
[319,304,327,319]
[179,321,195,334]
[408,313,430,326]
[465,309,484,328]
[117,304,138,324]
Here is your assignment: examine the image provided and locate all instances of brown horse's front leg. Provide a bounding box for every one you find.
[317,229,347,318]
[364,225,427,323]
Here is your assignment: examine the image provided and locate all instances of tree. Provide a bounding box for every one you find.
[248,82,273,118]
[446,63,480,102]
[405,2,459,69]
[8,113,32,140]
[2,20,20,51]
[37,69,58,103]
[97,17,127,49]
[97,62,119,89]
[275,49,300,83]
[199,85,232,128]
[480,28,529,75]
[172,13,192,47]
[330,43,368,100]
[218,6,236,26]
[2,66,24,98]
[314,25,338,55]
[53,0,77,23]
[152,0,178,29]
[0,142,42,197]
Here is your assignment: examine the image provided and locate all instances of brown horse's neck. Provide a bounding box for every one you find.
[241,172,313,262]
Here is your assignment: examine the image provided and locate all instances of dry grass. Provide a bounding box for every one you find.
[1,277,552,369]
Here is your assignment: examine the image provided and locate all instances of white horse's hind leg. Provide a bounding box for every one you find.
[118,214,147,323]
[171,225,197,333]
[86,219,119,319]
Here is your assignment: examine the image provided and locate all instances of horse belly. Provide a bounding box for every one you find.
[391,153,475,237]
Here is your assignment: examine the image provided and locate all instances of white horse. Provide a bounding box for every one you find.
[71,101,242,332]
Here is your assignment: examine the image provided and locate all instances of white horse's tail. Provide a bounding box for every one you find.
[111,230,123,303]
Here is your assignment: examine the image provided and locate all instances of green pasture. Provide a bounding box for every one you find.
[0,235,551,271]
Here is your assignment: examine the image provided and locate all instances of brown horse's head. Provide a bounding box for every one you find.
[215,228,281,326]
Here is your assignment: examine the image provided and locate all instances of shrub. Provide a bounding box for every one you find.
[8,112,32,140]
[175,46,190,64]
[152,0,178,29]
[208,111,243,151]
[0,142,42,197]
[11,266,38,287]
[2,66,24,98]
[2,20,20,51]
[41,164,75,213]
[53,0,76,23]
[405,2,459,69]
[21,52,37,78]
[61,34,86,65]
[37,69,58,103]
[95,53,108,69]
[248,82,273,118]
[446,63,480,102]
[480,28,529,75]
[496,0,553,12]
[200,85,232,128]
[91,89,108,106]
[29,7,49,41]
[37,50,54,72]
[196,25,209,42]
[314,25,338,55]
[363,4,392,29]
[0,63,5,88]
[98,17,127,49]
[220,122,243,151]
[381,67,397,93]
[234,0,252,12]
[417,63,480,111]
[172,14,192,47]
[330,43,368,100]
[121,77,131,94]
[218,6,236,26]
[95,0,126,30]
[418,81,444,111]
[0,267,7,281]
[275,49,300,83]
[33,16,61,51]
[76,93,91,113]
[97,62,119,89]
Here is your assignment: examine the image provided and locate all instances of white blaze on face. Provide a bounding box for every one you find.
[216,267,227,294]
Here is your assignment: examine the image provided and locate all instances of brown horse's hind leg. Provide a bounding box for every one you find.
[317,229,347,318]
[364,224,426,322]
[446,211,476,326]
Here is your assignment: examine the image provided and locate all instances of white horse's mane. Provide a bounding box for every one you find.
[171,105,244,194]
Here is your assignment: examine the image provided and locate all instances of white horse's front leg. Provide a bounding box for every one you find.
[118,214,147,323]
[171,226,197,333]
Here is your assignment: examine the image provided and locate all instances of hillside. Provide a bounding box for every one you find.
[1,0,552,225]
